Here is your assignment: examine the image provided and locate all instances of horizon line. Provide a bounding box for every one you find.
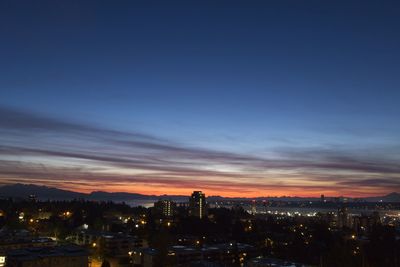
[1,183,397,200]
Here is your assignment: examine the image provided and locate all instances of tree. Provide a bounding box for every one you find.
[101,260,110,267]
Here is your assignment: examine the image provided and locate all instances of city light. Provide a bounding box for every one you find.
[2,2,399,266]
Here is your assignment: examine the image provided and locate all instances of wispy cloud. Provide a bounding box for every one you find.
[0,106,399,197]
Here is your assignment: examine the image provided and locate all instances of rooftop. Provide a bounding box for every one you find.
[6,245,88,261]
[247,257,314,267]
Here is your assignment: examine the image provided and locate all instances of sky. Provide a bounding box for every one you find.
[0,0,400,197]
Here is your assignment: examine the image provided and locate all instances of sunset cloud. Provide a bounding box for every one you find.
[0,106,399,197]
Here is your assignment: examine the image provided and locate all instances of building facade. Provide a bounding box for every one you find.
[153,199,176,218]
[5,245,88,267]
[189,191,207,219]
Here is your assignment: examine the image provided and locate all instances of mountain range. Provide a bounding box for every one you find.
[0,183,399,203]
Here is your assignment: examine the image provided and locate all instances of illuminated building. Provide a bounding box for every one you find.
[73,230,144,256]
[130,243,254,267]
[153,199,175,218]
[337,207,351,228]
[0,236,55,252]
[189,191,207,219]
[352,211,381,233]
[251,200,257,215]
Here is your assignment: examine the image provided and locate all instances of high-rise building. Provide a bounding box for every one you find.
[251,200,257,215]
[189,191,207,219]
[337,207,351,228]
[153,199,175,218]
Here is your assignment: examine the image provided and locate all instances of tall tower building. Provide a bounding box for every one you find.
[337,206,350,228]
[251,200,257,215]
[154,199,175,218]
[189,191,207,219]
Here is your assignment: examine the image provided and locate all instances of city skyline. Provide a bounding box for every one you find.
[1,1,400,197]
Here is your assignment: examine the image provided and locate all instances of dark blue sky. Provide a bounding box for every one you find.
[0,1,399,196]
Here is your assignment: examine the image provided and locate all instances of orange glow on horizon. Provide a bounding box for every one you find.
[1,177,394,199]
[56,183,391,199]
